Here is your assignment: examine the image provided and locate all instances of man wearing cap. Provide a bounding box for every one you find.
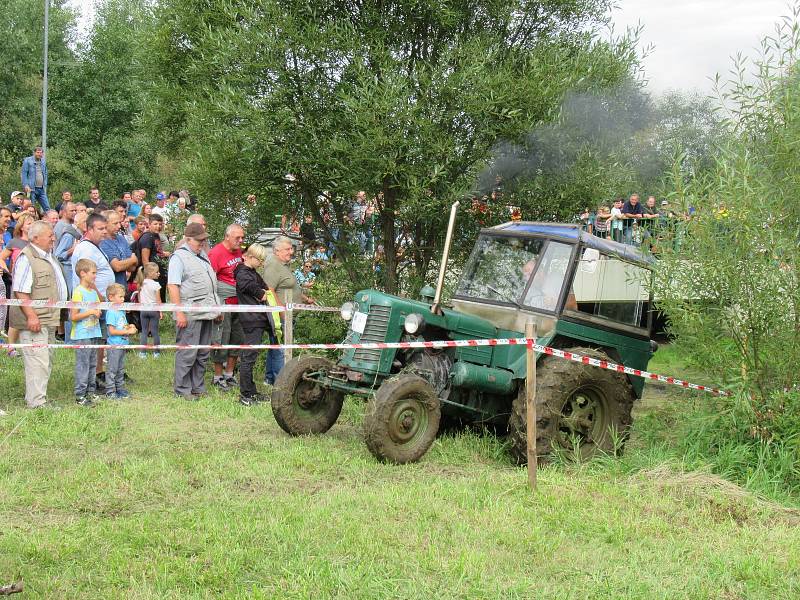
[151,193,169,221]
[659,199,675,220]
[167,223,222,400]
[20,147,50,212]
[11,220,68,409]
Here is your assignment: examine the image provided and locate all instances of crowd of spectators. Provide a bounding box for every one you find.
[1,146,317,412]
[577,193,693,249]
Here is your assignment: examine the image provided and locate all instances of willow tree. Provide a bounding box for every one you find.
[149,0,638,291]
[49,0,161,195]
[0,0,74,191]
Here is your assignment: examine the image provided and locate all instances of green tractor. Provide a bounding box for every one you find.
[271,203,657,464]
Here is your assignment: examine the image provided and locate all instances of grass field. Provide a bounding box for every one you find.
[1,342,799,598]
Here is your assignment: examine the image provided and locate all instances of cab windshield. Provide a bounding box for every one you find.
[456,235,543,303]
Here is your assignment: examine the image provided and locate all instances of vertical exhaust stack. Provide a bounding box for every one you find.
[431,200,460,315]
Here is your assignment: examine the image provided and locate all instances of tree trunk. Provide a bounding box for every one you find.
[380,179,398,293]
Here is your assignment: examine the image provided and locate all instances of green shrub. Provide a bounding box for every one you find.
[652,10,800,497]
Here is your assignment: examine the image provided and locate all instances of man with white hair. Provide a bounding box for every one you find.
[261,236,313,385]
[45,210,59,228]
[10,220,68,409]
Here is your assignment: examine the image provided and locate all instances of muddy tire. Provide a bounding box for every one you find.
[271,356,344,436]
[363,374,441,464]
[508,347,635,464]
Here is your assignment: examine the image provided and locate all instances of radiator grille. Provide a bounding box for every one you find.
[353,305,392,365]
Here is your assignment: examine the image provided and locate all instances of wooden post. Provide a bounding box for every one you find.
[525,319,537,491]
[285,289,293,361]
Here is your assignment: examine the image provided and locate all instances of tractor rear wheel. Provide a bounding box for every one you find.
[508,347,635,464]
[363,374,441,464]
[271,355,344,436]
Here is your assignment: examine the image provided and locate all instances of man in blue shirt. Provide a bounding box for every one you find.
[20,146,50,212]
[100,210,137,285]
[621,193,644,245]
[126,189,143,230]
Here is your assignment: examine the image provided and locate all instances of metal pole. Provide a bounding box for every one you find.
[525,319,537,491]
[431,200,460,315]
[285,290,293,362]
[42,0,49,152]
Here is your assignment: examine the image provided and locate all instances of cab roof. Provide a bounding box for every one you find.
[486,222,653,265]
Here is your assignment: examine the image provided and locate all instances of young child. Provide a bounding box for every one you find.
[71,258,103,407]
[610,198,624,243]
[593,206,611,239]
[310,243,329,272]
[135,262,163,358]
[105,283,137,398]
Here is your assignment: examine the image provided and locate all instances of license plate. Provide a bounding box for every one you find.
[351,311,368,334]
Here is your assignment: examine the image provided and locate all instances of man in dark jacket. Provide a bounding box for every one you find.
[234,243,276,405]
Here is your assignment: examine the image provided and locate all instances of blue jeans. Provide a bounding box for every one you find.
[264,330,284,385]
[31,187,50,212]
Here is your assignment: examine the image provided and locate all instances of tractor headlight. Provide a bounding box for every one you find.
[404,313,426,334]
[340,301,356,321]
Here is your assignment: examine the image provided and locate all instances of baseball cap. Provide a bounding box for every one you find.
[156,192,166,200]
[184,223,208,240]
[10,191,23,200]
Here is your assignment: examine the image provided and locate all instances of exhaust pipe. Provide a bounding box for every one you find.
[431,200,460,315]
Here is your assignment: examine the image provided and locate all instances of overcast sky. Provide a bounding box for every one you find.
[611,0,793,94]
[69,0,793,95]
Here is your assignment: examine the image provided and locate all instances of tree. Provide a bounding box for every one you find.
[0,0,74,192]
[49,0,161,197]
[653,6,800,485]
[148,0,640,291]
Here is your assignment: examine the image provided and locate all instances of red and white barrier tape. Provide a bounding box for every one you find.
[0,337,730,397]
[0,298,338,313]
[535,344,729,397]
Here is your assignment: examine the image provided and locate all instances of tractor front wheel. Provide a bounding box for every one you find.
[363,374,441,464]
[271,356,344,436]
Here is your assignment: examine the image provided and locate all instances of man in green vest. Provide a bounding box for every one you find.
[10,220,68,409]
[167,223,222,400]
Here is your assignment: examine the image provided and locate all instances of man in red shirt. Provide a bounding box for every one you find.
[208,223,245,390]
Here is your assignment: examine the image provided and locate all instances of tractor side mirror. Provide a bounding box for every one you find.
[580,248,600,274]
